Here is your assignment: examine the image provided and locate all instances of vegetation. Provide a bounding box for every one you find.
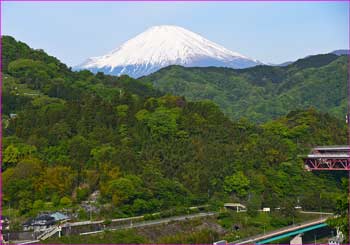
[140,54,347,122]
[43,230,148,244]
[218,210,323,242]
[1,36,347,243]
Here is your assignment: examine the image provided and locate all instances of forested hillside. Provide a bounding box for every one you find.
[140,54,347,122]
[2,36,346,223]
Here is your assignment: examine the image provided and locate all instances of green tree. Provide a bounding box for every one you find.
[60,196,72,207]
[224,171,250,198]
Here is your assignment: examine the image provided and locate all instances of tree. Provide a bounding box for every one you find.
[106,175,142,205]
[223,171,250,198]
[32,199,45,210]
[3,144,20,169]
[60,196,72,207]
[38,166,76,199]
[115,104,129,119]
[136,107,180,138]
[8,59,51,89]
[3,144,37,170]
[68,135,92,184]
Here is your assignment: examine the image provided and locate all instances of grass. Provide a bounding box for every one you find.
[43,230,148,244]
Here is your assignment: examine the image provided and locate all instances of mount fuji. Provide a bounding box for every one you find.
[76,25,262,78]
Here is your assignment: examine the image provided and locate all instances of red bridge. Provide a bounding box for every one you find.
[303,145,350,171]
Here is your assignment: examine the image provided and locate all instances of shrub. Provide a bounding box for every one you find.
[60,196,72,207]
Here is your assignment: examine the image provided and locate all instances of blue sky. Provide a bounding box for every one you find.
[2,2,348,66]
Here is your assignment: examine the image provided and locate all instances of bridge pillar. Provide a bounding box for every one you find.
[290,234,302,245]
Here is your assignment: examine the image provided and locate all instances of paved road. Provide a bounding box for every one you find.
[62,215,144,227]
[229,216,330,245]
[80,212,217,235]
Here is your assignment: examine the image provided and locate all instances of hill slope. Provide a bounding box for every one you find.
[2,36,345,226]
[140,53,346,122]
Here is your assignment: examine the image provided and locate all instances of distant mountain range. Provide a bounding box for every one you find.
[140,53,347,122]
[272,49,349,67]
[331,49,350,56]
[75,25,262,78]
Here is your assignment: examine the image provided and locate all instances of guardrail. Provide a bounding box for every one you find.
[230,216,330,245]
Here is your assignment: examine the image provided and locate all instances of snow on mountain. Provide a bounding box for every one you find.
[76,25,262,78]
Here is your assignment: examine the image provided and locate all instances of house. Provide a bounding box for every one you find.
[23,214,55,232]
[23,212,70,232]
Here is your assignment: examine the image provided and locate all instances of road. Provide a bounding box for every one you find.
[230,216,330,245]
[80,212,217,235]
[62,215,144,227]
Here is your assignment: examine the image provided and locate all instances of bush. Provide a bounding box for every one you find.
[143,214,155,221]
[189,207,199,213]
[103,219,112,226]
[76,187,90,202]
[270,214,292,227]
[218,211,231,219]
[44,202,54,210]
[60,196,72,207]
[78,208,88,220]
[51,194,60,207]
[32,199,44,210]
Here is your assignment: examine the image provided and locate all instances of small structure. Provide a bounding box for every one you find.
[290,234,302,245]
[23,212,70,232]
[23,214,55,232]
[9,113,17,119]
[1,216,10,230]
[224,203,247,212]
[262,207,271,212]
[295,206,302,210]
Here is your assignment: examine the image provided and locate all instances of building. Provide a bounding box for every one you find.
[1,216,10,230]
[23,212,70,232]
[23,214,55,232]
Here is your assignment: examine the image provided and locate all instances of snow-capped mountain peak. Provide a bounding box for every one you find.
[77,25,261,78]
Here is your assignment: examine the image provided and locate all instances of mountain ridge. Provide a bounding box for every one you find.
[139,53,347,122]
